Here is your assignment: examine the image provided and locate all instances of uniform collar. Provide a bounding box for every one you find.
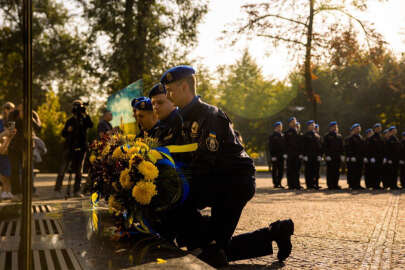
[180,96,200,117]
[161,108,179,124]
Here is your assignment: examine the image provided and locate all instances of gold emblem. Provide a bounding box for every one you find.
[206,133,219,152]
[191,121,199,138]
[166,72,173,82]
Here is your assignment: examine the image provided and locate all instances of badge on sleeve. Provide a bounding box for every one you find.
[191,121,199,138]
[206,132,219,152]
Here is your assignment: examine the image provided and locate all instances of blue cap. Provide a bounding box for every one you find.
[307,120,315,125]
[315,124,319,129]
[148,83,166,98]
[134,98,153,111]
[388,126,397,131]
[288,117,296,123]
[365,128,373,134]
[273,121,282,127]
[374,123,382,128]
[351,123,360,130]
[383,129,389,134]
[160,65,195,85]
[131,96,147,108]
[328,121,337,127]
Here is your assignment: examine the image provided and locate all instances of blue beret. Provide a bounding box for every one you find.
[374,123,382,128]
[160,65,195,85]
[351,123,360,130]
[389,126,397,131]
[134,98,153,111]
[131,96,147,108]
[307,120,315,125]
[148,83,166,98]
[383,129,389,134]
[365,128,373,134]
[402,131,405,136]
[273,121,282,127]
[288,117,296,123]
[315,124,319,129]
[328,121,337,127]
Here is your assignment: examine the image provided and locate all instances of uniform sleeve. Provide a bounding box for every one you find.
[84,115,94,129]
[61,118,72,138]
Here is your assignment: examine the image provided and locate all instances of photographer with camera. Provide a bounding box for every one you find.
[54,100,93,197]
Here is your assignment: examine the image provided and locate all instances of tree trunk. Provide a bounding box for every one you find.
[304,0,316,121]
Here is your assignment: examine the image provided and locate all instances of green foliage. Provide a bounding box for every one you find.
[36,92,67,172]
[79,0,208,93]
[0,0,90,109]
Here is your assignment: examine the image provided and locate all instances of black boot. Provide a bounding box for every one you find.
[198,244,228,268]
[269,219,294,262]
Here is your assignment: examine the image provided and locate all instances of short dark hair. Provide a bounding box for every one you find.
[102,109,111,115]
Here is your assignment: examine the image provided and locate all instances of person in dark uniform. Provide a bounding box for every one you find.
[344,123,365,190]
[268,121,285,188]
[302,120,322,189]
[363,128,374,189]
[284,117,303,190]
[367,123,385,189]
[399,131,405,189]
[385,126,401,189]
[149,83,183,145]
[160,65,294,267]
[132,97,159,138]
[131,97,148,137]
[382,129,391,189]
[323,121,344,190]
[313,124,322,189]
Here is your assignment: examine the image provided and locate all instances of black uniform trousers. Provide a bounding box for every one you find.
[347,159,363,188]
[304,157,317,189]
[386,161,399,188]
[314,160,320,188]
[326,157,341,189]
[369,160,383,189]
[287,156,301,189]
[271,157,284,187]
[166,177,275,262]
[364,162,373,188]
[54,149,86,193]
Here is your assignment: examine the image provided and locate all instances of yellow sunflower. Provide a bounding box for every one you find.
[132,181,157,205]
[129,153,143,168]
[89,154,97,164]
[137,161,159,181]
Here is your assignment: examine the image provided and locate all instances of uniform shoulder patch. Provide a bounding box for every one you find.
[206,132,219,152]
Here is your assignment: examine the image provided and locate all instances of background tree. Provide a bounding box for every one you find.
[228,0,384,121]
[0,0,90,108]
[78,0,208,94]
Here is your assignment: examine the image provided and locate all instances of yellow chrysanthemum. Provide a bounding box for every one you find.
[119,168,133,189]
[137,161,159,181]
[147,150,163,164]
[129,153,143,168]
[89,155,97,164]
[132,181,157,205]
[127,146,140,156]
[112,146,130,160]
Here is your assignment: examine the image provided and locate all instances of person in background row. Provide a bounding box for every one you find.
[97,109,113,139]
[54,100,93,196]
[385,126,400,189]
[302,120,322,190]
[367,123,385,189]
[363,128,374,189]
[132,97,159,138]
[1,102,15,128]
[399,132,405,189]
[0,127,17,200]
[268,121,285,188]
[381,129,391,188]
[284,117,303,190]
[313,124,322,189]
[8,104,41,196]
[131,97,147,138]
[149,83,183,145]
[323,121,344,190]
[344,123,365,190]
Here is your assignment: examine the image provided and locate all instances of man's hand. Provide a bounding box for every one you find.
[325,156,332,162]
[271,157,277,162]
[283,154,288,159]
[400,160,405,165]
[317,156,322,162]
[303,156,308,162]
[370,158,376,163]
[351,157,357,163]
[67,126,73,132]
[363,158,368,163]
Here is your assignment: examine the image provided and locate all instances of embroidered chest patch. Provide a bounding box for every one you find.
[206,132,219,152]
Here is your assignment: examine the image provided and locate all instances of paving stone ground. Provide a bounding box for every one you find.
[1,173,404,269]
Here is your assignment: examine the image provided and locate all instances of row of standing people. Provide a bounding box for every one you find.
[268,118,405,190]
